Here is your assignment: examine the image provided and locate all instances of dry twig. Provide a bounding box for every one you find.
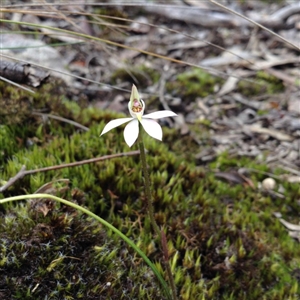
[0,151,140,192]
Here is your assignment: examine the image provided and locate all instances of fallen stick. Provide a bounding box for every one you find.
[0,150,140,192]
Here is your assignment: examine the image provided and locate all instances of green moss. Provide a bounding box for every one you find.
[111,65,160,87]
[0,79,69,126]
[92,8,128,25]
[237,71,284,96]
[166,68,223,99]
[1,98,299,299]
[0,200,165,299]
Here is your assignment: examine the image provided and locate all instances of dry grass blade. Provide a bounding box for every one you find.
[0,10,260,87]
[209,0,300,51]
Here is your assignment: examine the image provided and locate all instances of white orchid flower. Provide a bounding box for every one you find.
[100,85,177,147]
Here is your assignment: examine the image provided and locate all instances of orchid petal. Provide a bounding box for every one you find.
[140,119,163,141]
[143,111,177,119]
[100,118,133,136]
[124,119,139,147]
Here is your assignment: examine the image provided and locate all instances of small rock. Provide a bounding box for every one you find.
[262,178,276,190]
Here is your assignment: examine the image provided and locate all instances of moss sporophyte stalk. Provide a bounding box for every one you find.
[100,85,178,300]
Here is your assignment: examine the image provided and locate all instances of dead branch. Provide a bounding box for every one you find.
[0,60,50,87]
[0,165,27,193]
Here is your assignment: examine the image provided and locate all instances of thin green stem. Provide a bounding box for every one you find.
[138,138,161,238]
[138,131,178,300]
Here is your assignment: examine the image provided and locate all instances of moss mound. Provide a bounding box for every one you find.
[0,85,299,299]
[0,197,164,299]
